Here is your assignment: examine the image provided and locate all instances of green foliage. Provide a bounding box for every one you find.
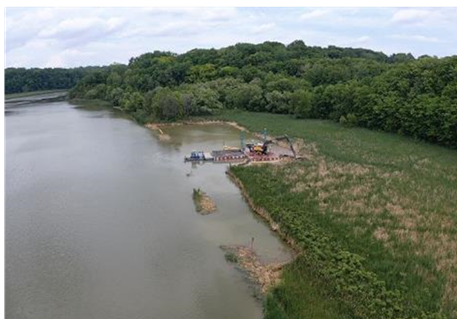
[224,252,239,263]
[218,110,456,318]
[339,113,358,127]
[232,165,406,318]
[290,89,313,117]
[189,63,217,82]
[60,41,456,146]
[9,40,457,318]
[150,88,183,120]
[5,66,104,94]
[193,188,203,199]
[122,91,144,113]
[180,83,223,115]
[225,81,264,111]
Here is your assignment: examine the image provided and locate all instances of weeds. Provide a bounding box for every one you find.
[220,110,456,318]
[224,252,239,263]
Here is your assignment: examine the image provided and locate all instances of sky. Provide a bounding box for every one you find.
[5,7,457,68]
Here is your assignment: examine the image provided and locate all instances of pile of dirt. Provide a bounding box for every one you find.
[192,188,217,215]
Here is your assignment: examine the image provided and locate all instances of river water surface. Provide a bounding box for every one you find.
[5,95,291,318]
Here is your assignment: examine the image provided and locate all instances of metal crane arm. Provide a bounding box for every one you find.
[262,135,297,158]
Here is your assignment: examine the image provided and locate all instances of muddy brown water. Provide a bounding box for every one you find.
[5,95,292,318]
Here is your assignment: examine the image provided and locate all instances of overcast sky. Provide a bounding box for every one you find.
[5,7,457,68]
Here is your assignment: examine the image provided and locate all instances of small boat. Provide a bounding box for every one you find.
[184,151,214,162]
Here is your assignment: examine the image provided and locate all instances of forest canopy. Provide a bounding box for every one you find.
[6,41,457,147]
[5,67,105,94]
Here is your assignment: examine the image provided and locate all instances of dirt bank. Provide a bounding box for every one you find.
[226,169,300,252]
[146,119,249,132]
[220,244,286,294]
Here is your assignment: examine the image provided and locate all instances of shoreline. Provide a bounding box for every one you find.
[144,120,249,141]
[5,89,68,100]
[226,169,301,254]
[223,169,299,305]
[220,244,286,296]
[70,101,456,317]
[144,119,304,160]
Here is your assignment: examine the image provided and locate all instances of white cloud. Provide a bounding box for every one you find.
[390,34,440,43]
[300,9,330,20]
[142,7,238,22]
[4,7,457,68]
[356,36,370,43]
[299,8,386,28]
[390,8,455,26]
[42,17,125,51]
[391,9,430,24]
[5,16,13,28]
[252,23,275,34]
[39,17,124,39]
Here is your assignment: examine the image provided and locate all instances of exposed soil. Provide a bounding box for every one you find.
[193,189,217,215]
[144,123,170,141]
[220,245,287,294]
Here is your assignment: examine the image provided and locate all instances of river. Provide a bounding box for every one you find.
[5,94,291,318]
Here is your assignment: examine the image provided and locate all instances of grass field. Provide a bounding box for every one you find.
[215,110,456,318]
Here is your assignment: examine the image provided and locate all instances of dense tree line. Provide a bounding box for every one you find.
[68,41,455,146]
[5,67,104,94]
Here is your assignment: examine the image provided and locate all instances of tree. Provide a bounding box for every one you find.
[265,91,291,114]
[150,88,183,120]
[55,41,456,147]
[189,64,217,82]
[226,82,264,111]
[180,84,222,115]
[290,89,313,118]
[122,91,144,113]
[6,67,102,94]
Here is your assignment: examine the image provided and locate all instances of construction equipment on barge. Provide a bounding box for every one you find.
[263,135,297,159]
[212,149,247,162]
[184,149,247,163]
[246,135,296,158]
[184,130,297,164]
